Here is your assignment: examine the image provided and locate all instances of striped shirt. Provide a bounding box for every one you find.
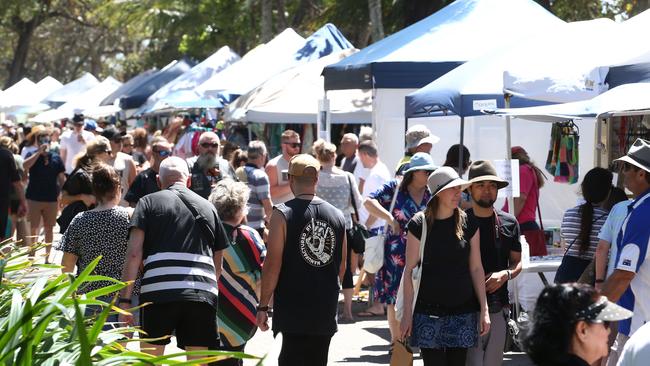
[217,224,266,347]
[561,205,608,260]
[244,164,271,229]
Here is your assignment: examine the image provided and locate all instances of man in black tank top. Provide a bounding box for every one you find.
[256,154,347,366]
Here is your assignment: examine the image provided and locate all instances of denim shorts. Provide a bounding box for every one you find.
[411,312,478,349]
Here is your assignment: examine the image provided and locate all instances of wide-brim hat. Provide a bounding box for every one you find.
[613,138,650,173]
[427,166,471,197]
[468,160,509,189]
[404,152,438,174]
[417,134,440,147]
[575,296,632,323]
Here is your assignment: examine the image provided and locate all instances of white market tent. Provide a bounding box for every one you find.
[32,77,122,122]
[2,76,63,115]
[321,0,565,173]
[402,19,621,226]
[225,48,371,124]
[195,29,305,100]
[138,46,241,114]
[0,78,37,110]
[42,73,99,106]
[502,10,650,104]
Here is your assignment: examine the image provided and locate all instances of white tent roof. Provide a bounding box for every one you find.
[489,83,650,122]
[138,46,240,113]
[195,28,305,98]
[225,48,370,124]
[0,78,38,109]
[32,77,122,122]
[42,72,99,104]
[34,76,64,100]
[502,18,620,104]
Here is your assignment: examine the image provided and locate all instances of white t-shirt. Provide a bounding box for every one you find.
[339,155,369,184]
[20,145,38,159]
[60,129,96,174]
[359,160,391,230]
[618,321,650,366]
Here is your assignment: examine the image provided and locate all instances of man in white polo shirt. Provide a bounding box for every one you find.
[602,138,650,366]
[59,113,95,174]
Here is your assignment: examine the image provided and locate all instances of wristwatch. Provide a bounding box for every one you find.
[257,305,271,312]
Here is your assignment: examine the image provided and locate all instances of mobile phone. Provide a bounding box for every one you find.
[281,170,289,181]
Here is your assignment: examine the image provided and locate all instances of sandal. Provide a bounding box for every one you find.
[356,310,384,317]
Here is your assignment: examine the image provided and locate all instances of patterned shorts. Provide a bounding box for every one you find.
[410,312,478,349]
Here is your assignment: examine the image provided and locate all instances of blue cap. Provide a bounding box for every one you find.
[403,152,438,174]
[84,119,97,131]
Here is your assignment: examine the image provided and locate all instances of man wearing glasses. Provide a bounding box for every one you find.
[602,138,650,366]
[125,137,173,207]
[186,132,235,199]
[266,129,301,205]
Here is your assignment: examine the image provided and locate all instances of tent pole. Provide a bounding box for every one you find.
[505,94,520,320]
[247,123,252,142]
[458,116,465,174]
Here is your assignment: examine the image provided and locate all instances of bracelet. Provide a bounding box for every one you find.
[257,305,271,312]
[595,279,605,283]
[118,297,132,304]
[506,270,512,281]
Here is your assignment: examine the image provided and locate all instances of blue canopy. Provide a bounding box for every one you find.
[322,0,562,90]
[101,70,157,106]
[605,62,650,89]
[101,59,196,109]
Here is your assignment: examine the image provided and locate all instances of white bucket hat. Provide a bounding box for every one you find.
[427,166,471,197]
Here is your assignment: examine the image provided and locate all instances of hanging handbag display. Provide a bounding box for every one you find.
[346,175,369,254]
[395,212,427,322]
[362,182,399,274]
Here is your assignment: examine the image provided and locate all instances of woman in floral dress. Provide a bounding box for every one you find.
[362,152,436,347]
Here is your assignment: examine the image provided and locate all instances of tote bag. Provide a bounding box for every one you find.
[395,212,427,322]
[362,186,399,274]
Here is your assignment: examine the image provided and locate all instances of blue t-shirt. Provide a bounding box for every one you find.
[25,152,65,202]
[615,189,650,336]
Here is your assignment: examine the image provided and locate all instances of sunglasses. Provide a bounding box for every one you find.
[104,150,113,156]
[155,149,171,157]
[283,142,301,149]
[123,144,133,147]
[200,142,220,149]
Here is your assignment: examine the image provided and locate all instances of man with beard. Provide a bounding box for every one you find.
[186,132,234,199]
[465,160,522,366]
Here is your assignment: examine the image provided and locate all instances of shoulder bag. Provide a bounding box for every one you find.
[171,188,231,248]
[522,165,548,257]
[346,174,369,254]
[395,212,427,322]
[362,182,399,274]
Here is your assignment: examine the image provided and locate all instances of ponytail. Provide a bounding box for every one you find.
[578,203,594,254]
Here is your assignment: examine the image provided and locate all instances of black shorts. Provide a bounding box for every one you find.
[140,301,219,349]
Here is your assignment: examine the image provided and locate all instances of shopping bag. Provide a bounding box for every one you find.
[390,339,413,366]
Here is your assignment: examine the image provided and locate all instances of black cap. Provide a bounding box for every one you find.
[101,126,125,142]
[72,114,85,124]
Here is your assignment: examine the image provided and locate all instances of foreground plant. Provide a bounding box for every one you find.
[0,240,261,365]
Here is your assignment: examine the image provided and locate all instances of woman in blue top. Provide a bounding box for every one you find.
[362,152,436,349]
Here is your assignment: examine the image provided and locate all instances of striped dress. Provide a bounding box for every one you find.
[217,224,266,348]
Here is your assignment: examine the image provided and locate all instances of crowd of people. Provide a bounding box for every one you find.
[1,114,649,366]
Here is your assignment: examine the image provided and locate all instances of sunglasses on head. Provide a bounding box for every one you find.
[200,142,220,148]
[283,142,301,148]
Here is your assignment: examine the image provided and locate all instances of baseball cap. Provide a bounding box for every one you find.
[101,126,125,142]
[288,154,321,178]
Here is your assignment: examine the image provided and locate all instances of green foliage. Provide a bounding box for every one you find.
[0,240,260,365]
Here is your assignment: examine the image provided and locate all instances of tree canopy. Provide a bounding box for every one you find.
[0,0,645,89]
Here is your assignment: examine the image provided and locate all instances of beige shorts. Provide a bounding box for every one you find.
[27,200,58,227]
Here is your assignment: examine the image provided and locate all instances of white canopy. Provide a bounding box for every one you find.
[195,28,305,98]
[1,78,38,110]
[42,73,99,105]
[489,82,650,122]
[503,18,619,104]
[32,77,122,122]
[225,49,370,124]
[139,46,240,113]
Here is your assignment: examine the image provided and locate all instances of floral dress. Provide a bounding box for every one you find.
[369,180,431,304]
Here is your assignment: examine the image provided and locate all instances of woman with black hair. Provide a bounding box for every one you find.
[523,283,631,366]
[555,168,613,284]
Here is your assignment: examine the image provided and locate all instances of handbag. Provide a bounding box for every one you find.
[346,174,369,254]
[395,212,427,322]
[555,212,607,284]
[522,165,547,257]
[362,182,400,274]
[390,338,413,366]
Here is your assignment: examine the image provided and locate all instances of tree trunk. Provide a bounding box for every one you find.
[276,0,287,31]
[5,18,39,88]
[261,0,273,42]
[368,0,385,42]
[403,0,446,27]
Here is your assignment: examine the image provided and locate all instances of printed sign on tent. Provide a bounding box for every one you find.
[494,159,520,198]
